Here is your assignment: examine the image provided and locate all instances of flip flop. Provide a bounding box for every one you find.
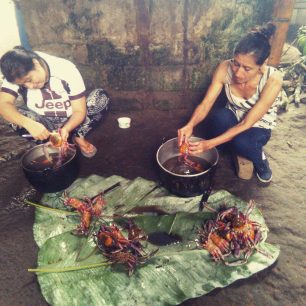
[73,137,97,158]
[79,143,97,158]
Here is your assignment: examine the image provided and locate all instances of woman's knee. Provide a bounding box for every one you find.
[229,128,272,166]
[210,108,237,126]
[86,88,110,115]
[231,134,252,153]
[232,128,271,153]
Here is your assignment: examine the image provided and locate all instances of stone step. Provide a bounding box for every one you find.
[233,155,254,180]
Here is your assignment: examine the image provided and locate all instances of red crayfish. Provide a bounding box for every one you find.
[199,200,266,265]
[63,192,106,236]
[95,221,156,276]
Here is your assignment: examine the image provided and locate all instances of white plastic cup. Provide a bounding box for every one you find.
[117,117,131,129]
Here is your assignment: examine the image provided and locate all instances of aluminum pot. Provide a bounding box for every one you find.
[156,137,219,197]
[21,144,79,193]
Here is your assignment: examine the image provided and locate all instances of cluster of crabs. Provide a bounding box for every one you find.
[63,191,156,275]
[63,191,106,235]
[96,222,157,276]
[198,200,268,265]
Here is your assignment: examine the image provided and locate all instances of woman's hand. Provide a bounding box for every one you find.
[188,139,214,155]
[178,124,193,146]
[25,120,50,140]
[59,126,69,142]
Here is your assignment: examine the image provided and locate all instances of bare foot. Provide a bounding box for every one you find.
[73,137,97,158]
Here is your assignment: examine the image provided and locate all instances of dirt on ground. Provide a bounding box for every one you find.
[0,98,305,305]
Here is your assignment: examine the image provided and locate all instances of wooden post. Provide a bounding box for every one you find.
[268,0,296,66]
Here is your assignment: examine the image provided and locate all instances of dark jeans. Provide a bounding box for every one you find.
[208,108,271,167]
[10,88,110,140]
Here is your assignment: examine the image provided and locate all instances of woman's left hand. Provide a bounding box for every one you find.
[188,140,213,155]
[59,127,69,142]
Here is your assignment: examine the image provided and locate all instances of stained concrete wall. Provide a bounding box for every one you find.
[291,0,306,25]
[14,0,274,111]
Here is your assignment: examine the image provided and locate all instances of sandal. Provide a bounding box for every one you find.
[73,137,97,158]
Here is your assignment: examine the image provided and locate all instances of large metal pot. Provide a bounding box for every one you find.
[156,137,219,197]
[21,144,79,193]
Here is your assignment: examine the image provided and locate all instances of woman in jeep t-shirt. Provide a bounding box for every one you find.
[0,46,110,158]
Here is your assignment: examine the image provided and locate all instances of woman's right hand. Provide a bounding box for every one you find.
[177,124,193,146]
[25,120,50,140]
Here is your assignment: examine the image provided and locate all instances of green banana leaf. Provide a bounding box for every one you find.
[32,175,280,306]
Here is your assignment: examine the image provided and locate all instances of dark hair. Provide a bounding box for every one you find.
[234,22,276,65]
[0,46,41,82]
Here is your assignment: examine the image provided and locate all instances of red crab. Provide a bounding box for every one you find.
[96,222,156,276]
[43,131,75,169]
[199,220,230,261]
[178,142,204,173]
[63,192,106,236]
[218,201,262,243]
[96,224,130,252]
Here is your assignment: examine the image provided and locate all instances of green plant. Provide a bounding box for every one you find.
[297,26,306,55]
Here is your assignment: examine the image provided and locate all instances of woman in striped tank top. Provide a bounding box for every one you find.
[178,23,282,183]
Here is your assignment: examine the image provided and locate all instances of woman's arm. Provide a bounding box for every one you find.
[0,91,50,140]
[60,96,87,140]
[178,61,228,145]
[188,70,283,154]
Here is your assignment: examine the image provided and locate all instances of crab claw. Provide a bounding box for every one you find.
[217,207,238,222]
[49,131,63,147]
[245,200,256,217]
[204,220,216,233]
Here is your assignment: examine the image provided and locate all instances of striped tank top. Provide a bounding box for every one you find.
[224,64,280,129]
